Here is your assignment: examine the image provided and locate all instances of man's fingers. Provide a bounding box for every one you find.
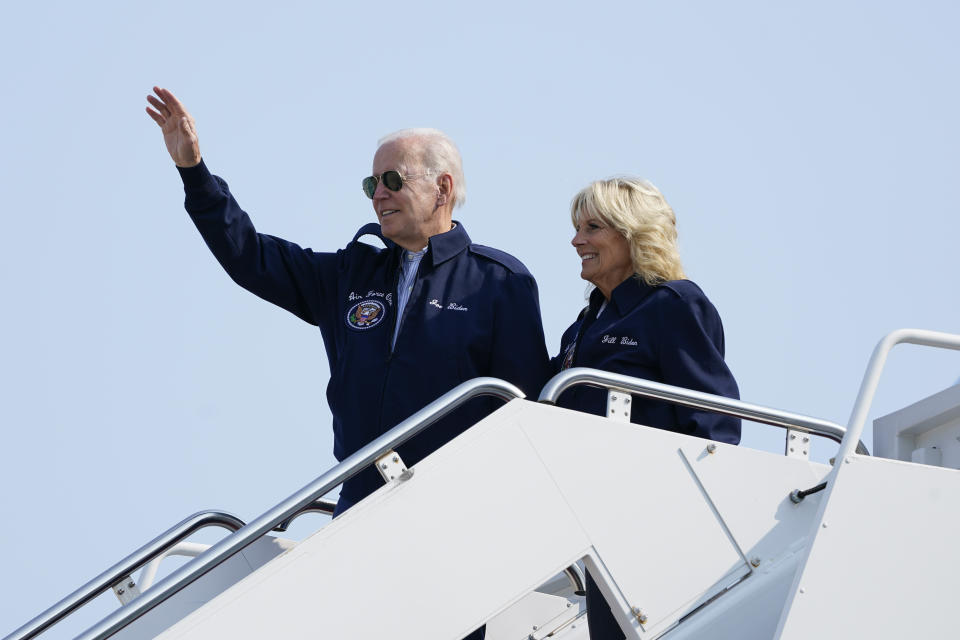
[145,106,165,126]
[146,94,171,118]
[154,87,188,117]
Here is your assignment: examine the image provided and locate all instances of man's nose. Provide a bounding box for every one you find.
[373,180,391,199]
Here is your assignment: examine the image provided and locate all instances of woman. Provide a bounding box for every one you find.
[554,177,740,639]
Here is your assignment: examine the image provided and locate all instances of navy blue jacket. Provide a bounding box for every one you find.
[179,161,552,507]
[552,278,740,444]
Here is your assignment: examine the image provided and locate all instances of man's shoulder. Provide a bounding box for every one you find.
[467,244,533,277]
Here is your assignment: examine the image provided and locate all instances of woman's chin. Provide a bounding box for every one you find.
[579,273,599,291]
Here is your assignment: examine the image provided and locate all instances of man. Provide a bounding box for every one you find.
[145,87,551,518]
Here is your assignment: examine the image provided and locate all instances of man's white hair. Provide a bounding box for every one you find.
[377,128,466,209]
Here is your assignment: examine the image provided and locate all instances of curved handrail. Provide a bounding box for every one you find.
[74,377,524,640]
[139,542,213,591]
[539,368,869,455]
[563,564,586,597]
[4,510,245,640]
[272,498,339,532]
[835,329,960,463]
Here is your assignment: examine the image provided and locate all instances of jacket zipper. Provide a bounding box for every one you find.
[377,257,404,432]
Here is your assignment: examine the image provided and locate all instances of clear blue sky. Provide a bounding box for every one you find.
[2,1,959,637]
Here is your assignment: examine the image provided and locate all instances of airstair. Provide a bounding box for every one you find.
[5,329,960,640]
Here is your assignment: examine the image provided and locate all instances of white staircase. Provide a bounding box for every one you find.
[5,329,960,640]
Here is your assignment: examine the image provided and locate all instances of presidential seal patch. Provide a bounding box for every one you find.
[346,300,387,330]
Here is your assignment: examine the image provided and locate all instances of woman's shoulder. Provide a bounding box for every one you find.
[651,278,710,302]
[648,279,724,317]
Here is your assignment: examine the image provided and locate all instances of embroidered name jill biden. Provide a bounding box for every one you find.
[602,334,638,346]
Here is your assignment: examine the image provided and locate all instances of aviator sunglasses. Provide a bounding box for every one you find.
[362,170,429,199]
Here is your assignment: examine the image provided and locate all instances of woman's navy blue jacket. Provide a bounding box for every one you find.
[552,277,740,444]
[179,161,552,507]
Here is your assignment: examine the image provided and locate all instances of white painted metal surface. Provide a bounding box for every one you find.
[606,389,632,422]
[110,536,295,640]
[784,430,810,461]
[69,379,526,640]
[12,332,960,640]
[485,591,585,640]
[874,383,960,470]
[157,401,592,640]
[151,400,833,640]
[774,330,960,640]
[374,449,411,482]
[776,455,960,639]
[527,417,749,636]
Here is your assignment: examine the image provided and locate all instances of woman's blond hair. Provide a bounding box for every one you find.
[570,177,686,285]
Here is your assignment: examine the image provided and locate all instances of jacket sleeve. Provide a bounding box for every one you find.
[656,291,741,444]
[178,161,339,327]
[488,271,553,401]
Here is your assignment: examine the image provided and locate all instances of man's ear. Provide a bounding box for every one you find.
[437,173,453,206]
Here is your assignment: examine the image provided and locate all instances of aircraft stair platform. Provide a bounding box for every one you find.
[5,329,960,640]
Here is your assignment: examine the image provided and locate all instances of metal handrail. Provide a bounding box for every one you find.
[836,328,960,463]
[139,542,213,591]
[73,377,524,640]
[563,564,586,596]
[273,498,338,532]
[538,368,870,455]
[4,510,245,640]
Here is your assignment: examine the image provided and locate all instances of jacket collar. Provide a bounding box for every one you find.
[589,276,656,317]
[353,220,470,268]
[351,222,396,248]
[426,221,470,267]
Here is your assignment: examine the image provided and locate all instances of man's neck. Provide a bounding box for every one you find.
[398,241,429,252]
[394,219,455,252]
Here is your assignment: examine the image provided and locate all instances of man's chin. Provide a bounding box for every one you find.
[380,225,404,245]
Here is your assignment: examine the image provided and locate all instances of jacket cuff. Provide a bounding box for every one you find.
[177,159,223,207]
[177,158,212,186]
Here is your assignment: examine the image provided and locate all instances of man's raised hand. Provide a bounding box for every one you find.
[146,87,202,168]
